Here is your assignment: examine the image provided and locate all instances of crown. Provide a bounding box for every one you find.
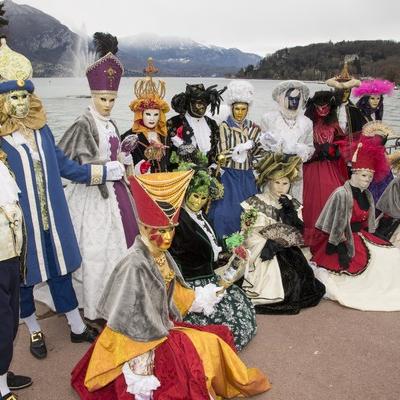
[134,58,165,99]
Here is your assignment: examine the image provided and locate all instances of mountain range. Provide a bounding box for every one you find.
[1,0,261,77]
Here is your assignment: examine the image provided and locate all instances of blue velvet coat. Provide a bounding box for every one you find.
[1,125,106,286]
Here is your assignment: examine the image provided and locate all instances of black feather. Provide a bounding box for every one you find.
[93,32,118,58]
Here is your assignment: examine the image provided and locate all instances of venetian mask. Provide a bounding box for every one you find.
[141,224,175,252]
[316,104,331,117]
[267,177,291,197]
[341,89,351,103]
[92,93,117,117]
[285,89,301,111]
[5,90,30,118]
[350,169,374,191]
[368,95,381,110]
[232,102,249,122]
[142,108,160,129]
[186,190,209,212]
[188,99,207,118]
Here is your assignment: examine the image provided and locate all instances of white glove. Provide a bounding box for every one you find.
[171,135,184,148]
[189,283,224,316]
[105,160,125,181]
[122,362,160,399]
[123,153,133,165]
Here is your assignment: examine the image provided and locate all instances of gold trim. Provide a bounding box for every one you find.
[90,165,103,185]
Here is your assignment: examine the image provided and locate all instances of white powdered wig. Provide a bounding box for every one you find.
[225,80,255,106]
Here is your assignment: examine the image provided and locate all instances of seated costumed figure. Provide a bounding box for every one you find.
[302,91,348,245]
[310,142,400,311]
[169,166,257,350]
[121,58,171,174]
[375,151,400,248]
[240,152,325,314]
[72,170,271,400]
[39,33,139,320]
[207,80,262,239]
[167,83,226,165]
[259,80,314,201]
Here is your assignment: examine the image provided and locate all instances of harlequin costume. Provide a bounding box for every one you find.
[167,83,225,166]
[310,142,400,311]
[302,91,348,246]
[36,34,139,320]
[121,58,171,173]
[208,80,262,239]
[71,170,270,399]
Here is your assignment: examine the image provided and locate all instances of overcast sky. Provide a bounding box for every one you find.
[14,0,400,56]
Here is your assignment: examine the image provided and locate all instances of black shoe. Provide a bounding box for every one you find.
[29,331,47,359]
[2,392,18,400]
[70,325,98,343]
[7,372,32,391]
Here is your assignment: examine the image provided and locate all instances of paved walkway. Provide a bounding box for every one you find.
[10,299,400,400]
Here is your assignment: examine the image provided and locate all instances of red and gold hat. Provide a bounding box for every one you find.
[351,142,389,182]
[129,170,194,228]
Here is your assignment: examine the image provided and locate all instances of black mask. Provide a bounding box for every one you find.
[188,99,207,117]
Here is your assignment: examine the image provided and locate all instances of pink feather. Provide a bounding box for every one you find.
[353,79,395,97]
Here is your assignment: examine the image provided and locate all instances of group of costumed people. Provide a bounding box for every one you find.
[1,23,400,400]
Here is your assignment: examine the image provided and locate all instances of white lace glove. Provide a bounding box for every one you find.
[259,131,282,152]
[189,283,224,316]
[105,160,125,181]
[122,362,160,400]
[123,153,133,165]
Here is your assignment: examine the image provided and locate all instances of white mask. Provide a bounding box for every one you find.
[5,90,30,118]
[142,108,160,129]
[350,170,374,191]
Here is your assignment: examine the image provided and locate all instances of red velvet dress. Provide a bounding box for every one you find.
[71,322,236,400]
[303,119,348,246]
[311,200,390,275]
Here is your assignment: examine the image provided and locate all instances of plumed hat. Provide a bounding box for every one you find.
[272,80,310,103]
[351,141,389,182]
[86,32,123,94]
[304,90,338,123]
[171,83,226,115]
[225,80,254,106]
[353,79,395,98]
[129,170,194,228]
[326,62,361,90]
[255,152,302,187]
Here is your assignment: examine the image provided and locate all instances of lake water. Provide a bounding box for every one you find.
[32,77,400,141]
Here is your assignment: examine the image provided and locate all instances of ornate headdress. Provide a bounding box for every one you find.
[304,90,339,124]
[353,79,395,98]
[86,33,123,95]
[362,121,393,138]
[326,62,361,90]
[129,58,170,137]
[171,83,226,115]
[272,80,310,103]
[0,39,46,136]
[255,152,302,187]
[129,170,194,228]
[388,151,400,173]
[225,80,254,106]
[350,142,389,181]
